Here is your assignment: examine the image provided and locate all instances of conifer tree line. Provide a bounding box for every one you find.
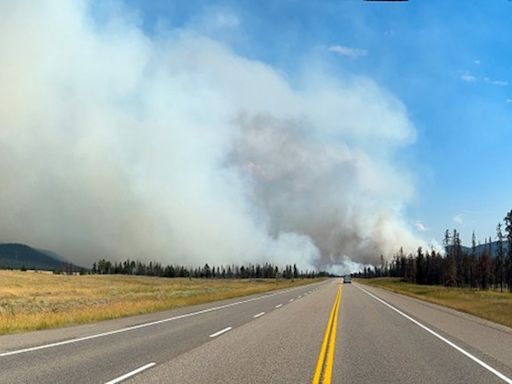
[355,210,512,292]
[91,259,330,279]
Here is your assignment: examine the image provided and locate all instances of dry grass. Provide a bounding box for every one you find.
[358,278,512,328]
[0,271,321,335]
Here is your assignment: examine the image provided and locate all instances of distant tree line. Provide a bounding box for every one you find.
[91,259,331,279]
[355,209,512,292]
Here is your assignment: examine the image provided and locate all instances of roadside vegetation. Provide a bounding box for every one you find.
[354,209,512,329]
[359,277,512,328]
[357,209,512,292]
[91,259,328,279]
[0,271,322,335]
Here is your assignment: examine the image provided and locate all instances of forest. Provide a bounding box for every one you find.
[355,210,512,292]
[91,259,331,279]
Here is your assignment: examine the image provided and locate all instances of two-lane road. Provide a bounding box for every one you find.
[1,279,512,383]
[0,281,326,384]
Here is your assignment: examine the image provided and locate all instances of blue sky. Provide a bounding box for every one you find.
[122,0,512,246]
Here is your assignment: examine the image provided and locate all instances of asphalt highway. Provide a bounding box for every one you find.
[1,279,511,384]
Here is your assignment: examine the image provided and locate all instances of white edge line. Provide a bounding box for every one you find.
[275,304,283,308]
[356,285,512,384]
[104,362,156,384]
[0,281,326,357]
[209,326,232,338]
[253,312,265,318]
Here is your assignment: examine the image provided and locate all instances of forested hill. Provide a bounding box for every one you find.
[446,241,510,258]
[0,243,80,271]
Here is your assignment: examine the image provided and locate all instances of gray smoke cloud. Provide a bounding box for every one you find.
[0,1,425,271]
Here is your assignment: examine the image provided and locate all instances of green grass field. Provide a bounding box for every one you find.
[0,271,321,335]
[358,278,512,328]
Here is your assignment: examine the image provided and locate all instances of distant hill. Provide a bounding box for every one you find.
[446,241,510,258]
[0,243,83,271]
[36,248,66,262]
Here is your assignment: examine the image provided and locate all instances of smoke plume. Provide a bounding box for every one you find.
[0,1,424,271]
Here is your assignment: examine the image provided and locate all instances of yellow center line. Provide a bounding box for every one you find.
[323,286,342,383]
[312,289,338,384]
[312,284,343,384]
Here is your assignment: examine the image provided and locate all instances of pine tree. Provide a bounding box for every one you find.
[496,223,505,292]
[479,240,492,290]
[470,231,477,288]
[293,264,299,279]
[453,229,463,286]
[416,247,425,284]
[504,210,512,292]
[443,230,457,287]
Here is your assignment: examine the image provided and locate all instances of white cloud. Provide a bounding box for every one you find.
[482,77,508,86]
[459,73,508,86]
[213,11,239,28]
[0,2,423,270]
[414,222,429,232]
[188,6,240,34]
[490,79,508,86]
[453,214,464,225]
[460,74,477,83]
[329,45,368,58]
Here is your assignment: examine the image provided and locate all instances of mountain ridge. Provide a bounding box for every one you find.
[0,243,84,271]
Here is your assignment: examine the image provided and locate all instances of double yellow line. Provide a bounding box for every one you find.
[312,285,342,384]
